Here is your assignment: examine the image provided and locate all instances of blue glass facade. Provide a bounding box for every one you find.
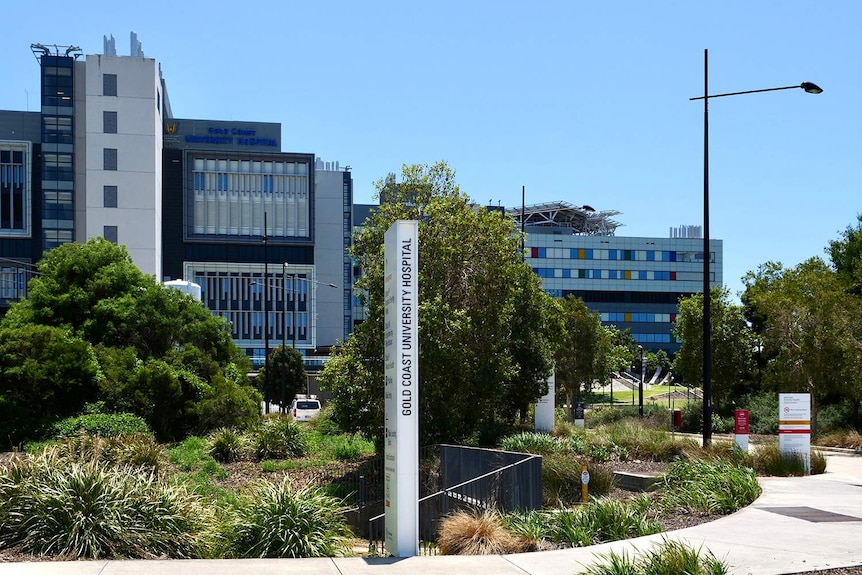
[39,55,75,251]
[525,230,722,354]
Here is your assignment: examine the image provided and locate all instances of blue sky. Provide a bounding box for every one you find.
[2,1,859,299]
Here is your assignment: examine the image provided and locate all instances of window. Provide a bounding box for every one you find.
[104,148,117,171]
[103,74,117,96]
[103,185,117,208]
[103,111,117,134]
[103,225,118,244]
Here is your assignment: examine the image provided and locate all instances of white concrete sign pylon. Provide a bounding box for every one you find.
[779,393,811,473]
[383,220,419,557]
[534,371,555,432]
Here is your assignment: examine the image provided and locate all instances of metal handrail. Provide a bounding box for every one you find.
[367,452,540,555]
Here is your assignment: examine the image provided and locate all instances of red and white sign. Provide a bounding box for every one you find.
[779,393,811,473]
[734,410,750,435]
[734,409,750,451]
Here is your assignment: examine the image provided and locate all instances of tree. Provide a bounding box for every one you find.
[0,237,258,443]
[828,214,862,295]
[257,345,307,406]
[320,162,554,445]
[673,286,757,413]
[0,324,101,443]
[553,295,606,421]
[742,258,862,433]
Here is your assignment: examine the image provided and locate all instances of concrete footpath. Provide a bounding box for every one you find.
[4,452,861,575]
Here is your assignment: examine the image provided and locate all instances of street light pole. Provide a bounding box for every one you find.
[263,211,269,415]
[281,262,288,414]
[691,49,821,446]
[638,345,644,418]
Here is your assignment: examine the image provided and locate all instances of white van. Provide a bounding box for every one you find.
[289,395,321,421]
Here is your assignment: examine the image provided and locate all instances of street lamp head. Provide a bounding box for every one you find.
[801,82,823,94]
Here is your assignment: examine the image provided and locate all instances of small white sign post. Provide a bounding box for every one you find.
[779,393,811,473]
[534,371,555,432]
[383,220,419,557]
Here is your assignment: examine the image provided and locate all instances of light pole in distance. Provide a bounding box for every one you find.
[638,345,644,417]
[690,48,821,446]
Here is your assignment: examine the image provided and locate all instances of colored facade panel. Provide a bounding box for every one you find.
[524,226,722,354]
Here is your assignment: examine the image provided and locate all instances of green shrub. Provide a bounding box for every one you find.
[587,406,636,426]
[500,510,550,545]
[816,402,855,435]
[564,432,589,456]
[587,443,612,463]
[226,478,351,558]
[330,435,374,461]
[551,420,577,437]
[500,432,561,455]
[0,455,213,559]
[711,413,733,434]
[743,394,779,435]
[43,433,166,473]
[749,442,827,476]
[312,404,344,436]
[580,538,728,575]
[252,416,308,460]
[811,449,828,474]
[603,420,694,461]
[169,436,208,471]
[680,402,703,433]
[192,376,261,435]
[549,498,661,547]
[53,412,150,439]
[206,428,248,463]
[660,458,760,514]
[815,429,862,449]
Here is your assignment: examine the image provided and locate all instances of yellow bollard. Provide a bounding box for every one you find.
[581,465,590,505]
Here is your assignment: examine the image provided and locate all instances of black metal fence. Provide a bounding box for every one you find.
[366,445,542,556]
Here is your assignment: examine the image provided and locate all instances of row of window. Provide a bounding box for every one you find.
[193,158,308,175]
[600,312,677,324]
[214,310,309,341]
[632,333,675,344]
[0,165,24,187]
[192,172,308,196]
[531,247,715,263]
[195,273,309,307]
[535,268,686,281]
[192,190,310,238]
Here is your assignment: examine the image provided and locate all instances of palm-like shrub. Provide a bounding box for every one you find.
[814,429,862,450]
[550,498,661,547]
[500,510,550,547]
[749,443,827,476]
[0,455,213,559]
[581,538,728,575]
[43,433,166,473]
[660,458,760,514]
[603,420,694,461]
[500,432,561,455]
[437,510,530,555]
[252,416,308,460]
[227,478,351,558]
[206,427,248,463]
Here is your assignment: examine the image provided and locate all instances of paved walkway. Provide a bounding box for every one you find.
[4,452,861,575]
